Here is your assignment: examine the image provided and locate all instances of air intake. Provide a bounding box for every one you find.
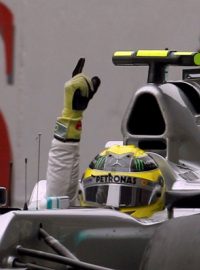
[127,93,166,135]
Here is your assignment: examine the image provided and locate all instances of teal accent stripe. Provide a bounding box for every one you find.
[47,198,52,209]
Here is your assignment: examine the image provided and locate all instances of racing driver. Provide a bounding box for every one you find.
[46,59,166,220]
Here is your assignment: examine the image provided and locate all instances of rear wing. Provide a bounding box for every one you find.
[112,50,200,83]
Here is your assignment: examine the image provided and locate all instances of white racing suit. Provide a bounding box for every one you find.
[46,139,80,206]
[29,70,100,209]
[44,139,169,223]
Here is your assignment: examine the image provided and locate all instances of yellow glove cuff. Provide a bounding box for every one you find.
[54,119,82,142]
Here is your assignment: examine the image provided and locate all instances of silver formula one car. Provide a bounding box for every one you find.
[1,50,200,270]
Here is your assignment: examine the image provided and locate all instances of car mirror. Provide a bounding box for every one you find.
[165,190,200,219]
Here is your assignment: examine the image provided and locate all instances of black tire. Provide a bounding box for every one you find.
[140,214,200,270]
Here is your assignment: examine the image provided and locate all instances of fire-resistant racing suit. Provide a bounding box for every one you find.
[46,67,101,206]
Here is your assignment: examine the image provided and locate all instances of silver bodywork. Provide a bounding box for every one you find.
[0,208,159,270]
[122,79,200,190]
[2,56,200,269]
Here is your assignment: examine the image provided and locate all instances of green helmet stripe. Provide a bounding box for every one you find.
[96,156,106,169]
[135,159,139,171]
[140,160,144,171]
[134,159,144,171]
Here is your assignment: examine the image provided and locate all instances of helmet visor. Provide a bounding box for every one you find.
[85,185,109,204]
[83,177,163,208]
[120,185,160,206]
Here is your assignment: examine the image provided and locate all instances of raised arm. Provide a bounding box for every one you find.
[46,59,100,205]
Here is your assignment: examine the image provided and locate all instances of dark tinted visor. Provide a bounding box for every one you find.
[84,183,162,207]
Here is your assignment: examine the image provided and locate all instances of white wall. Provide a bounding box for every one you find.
[1,0,200,206]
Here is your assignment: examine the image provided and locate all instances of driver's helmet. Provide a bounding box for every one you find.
[80,144,165,218]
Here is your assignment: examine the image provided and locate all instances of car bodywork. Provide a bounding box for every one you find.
[1,50,200,269]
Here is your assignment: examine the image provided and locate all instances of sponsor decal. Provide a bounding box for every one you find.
[92,173,136,185]
[180,171,200,182]
[84,174,159,190]
[75,120,82,130]
[94,156,106,169]
[134,158,144,171]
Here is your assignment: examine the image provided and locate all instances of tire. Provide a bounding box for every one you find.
[140,214,200,270]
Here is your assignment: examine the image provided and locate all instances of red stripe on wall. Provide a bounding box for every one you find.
[0,2,14,84]
[0,111,12,205]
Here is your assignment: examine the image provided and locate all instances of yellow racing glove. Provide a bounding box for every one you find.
[54,58,100,142]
